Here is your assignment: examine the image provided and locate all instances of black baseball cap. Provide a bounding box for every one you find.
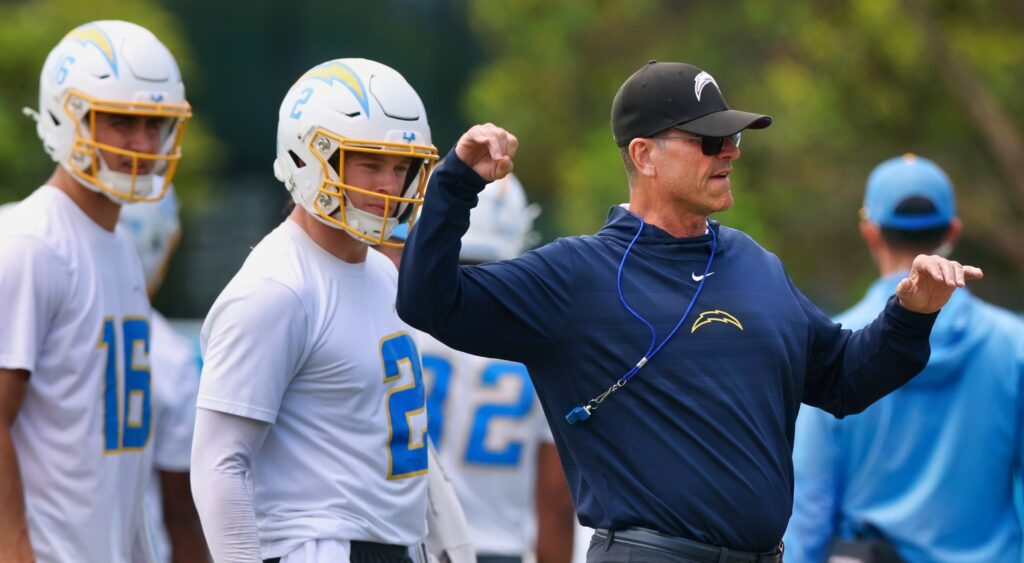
[611,61,772,146]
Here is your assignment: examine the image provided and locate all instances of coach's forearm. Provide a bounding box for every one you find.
[397,151,484,334]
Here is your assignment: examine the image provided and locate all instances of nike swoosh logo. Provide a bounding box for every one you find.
[692,271,715,282]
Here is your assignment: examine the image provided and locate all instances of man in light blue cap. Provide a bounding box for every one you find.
[784,154,1024,563]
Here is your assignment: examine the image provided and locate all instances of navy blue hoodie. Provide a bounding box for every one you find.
[398,153,937,551]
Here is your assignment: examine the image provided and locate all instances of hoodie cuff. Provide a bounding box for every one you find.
[884,294,939,337]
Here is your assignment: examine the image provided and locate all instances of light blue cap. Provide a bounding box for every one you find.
[390,223,409,242]
[863,154,955,230]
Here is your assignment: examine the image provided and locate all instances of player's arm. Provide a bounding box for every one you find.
[153,338,207,563]
[0,369,33,562]
[191,278,306,562]
[0,237,65,562]
[191,408,270,563]
[160,470,209,563]
[535,442,574,563]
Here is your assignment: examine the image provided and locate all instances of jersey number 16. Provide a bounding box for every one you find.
[99,317,151,453]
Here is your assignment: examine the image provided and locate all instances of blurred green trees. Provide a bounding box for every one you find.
[0,0,222,215]
[462,0,1024,311]
[0,0,1020,314]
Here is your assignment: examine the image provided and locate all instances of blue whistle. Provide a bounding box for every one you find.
[565,406,591,424]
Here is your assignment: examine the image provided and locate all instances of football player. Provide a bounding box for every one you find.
[377,227,476,563]
[190,58,439,563]
[0,202,16,219]
[119,184,208,563]
[413,175,576,563]
[0,20,190,562]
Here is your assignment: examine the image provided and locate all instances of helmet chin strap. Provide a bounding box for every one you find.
[97,167,157,203]
[68,147,158,204]
[341,202,399,246]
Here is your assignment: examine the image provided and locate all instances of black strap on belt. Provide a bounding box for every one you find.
[263,540,411,563]
[594,527,782,563]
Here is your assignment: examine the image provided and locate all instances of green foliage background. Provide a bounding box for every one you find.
[0,0,1021,315]
[0,0,222,217]
[462,0,1024,311]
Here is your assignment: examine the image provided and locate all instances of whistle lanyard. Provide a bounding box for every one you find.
[565,217,717,424]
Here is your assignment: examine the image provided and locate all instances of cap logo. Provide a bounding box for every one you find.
[694,71,718,102]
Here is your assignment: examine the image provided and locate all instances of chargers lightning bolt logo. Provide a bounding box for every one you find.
[64,24,118,77]
[300,61,370,117]
[690,310,743,333]
[694,71,718,102]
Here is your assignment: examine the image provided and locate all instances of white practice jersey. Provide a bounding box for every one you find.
[198,219,428,556]
[145,311,201,563]
[418,333,552,557]
[571,522,594,563]
[0,186,154,563]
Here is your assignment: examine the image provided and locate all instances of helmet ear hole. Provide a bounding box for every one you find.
[48,111,60,126]
[327,148,341,176]
[402,159,423,192]
[288,150,306,168]
[394,158,427,223]
[396,204,414,224]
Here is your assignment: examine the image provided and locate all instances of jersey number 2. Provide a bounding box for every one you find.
[99,317,151,452]
[381,333,428,479]
[464,363,535,466]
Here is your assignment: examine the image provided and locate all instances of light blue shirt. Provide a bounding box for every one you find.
[784,273,1024,563]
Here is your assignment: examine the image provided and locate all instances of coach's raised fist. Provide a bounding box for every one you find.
[455,123,518,182]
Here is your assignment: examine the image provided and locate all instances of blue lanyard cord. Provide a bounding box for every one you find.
[565,218,717,424]
[615,220,659,368]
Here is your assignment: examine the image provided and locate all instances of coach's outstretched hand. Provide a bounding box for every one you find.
[896,254,983,314]
[455,123,517,181]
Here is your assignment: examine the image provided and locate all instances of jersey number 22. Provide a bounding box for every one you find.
[381,333,428,479]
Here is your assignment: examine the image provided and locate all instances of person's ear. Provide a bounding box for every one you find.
[946,217,963,247]
[860,220,883,252]
[629,138,657,178]
[932,217,962,258]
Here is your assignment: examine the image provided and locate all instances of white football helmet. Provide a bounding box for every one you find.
[0,202,18,227]
[0,201,16,215]
[461,173,541,263]
[30,20,191,204]
[118,177,181,296]
[273,58,438,247]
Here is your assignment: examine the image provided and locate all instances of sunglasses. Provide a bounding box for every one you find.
[657,131,742,156]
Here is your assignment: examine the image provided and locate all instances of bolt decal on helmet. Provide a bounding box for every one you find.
[31,21,191,204]
[273,59,439,247]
